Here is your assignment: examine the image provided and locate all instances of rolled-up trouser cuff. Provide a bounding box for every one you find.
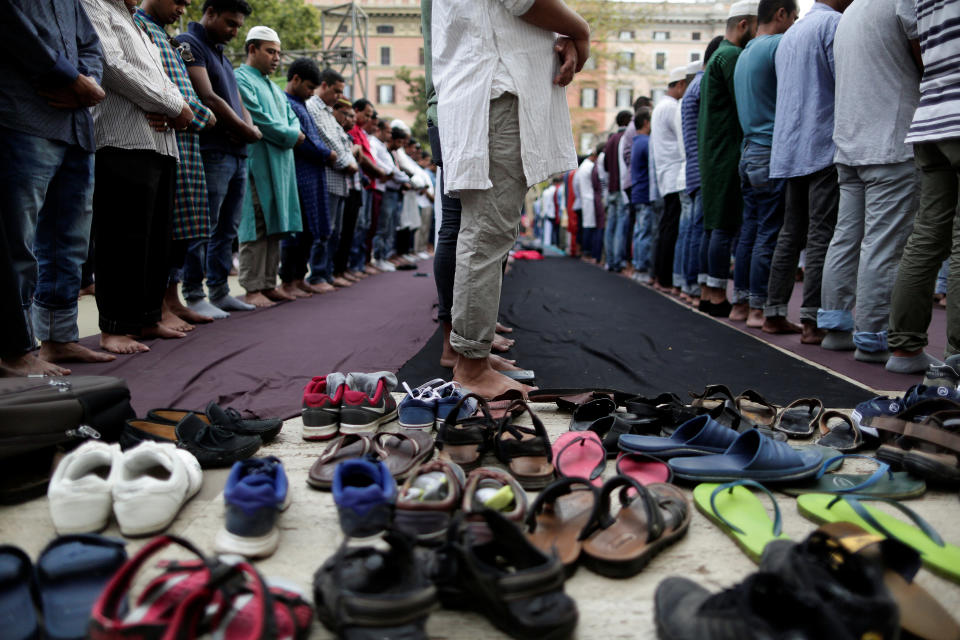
[731,288,749,305]
[673,273,684,288]
[800,306,818,323]
[167,267,182,286]
[32,303,79,343]
[706,276,727,289]
[749,294,766,309]
[887,331,927,353]
[764,304,789,318]
[208,282,230,302]
[854,330,888,353]
[697,273,708,285]
[817,309,854,332]
[449,331,490,360]
[684,283,701,297]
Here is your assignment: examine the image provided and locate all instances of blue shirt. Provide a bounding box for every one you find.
[681,70,703,194]
[286,92,331,239]
[0,0,103,152]
[630,134,651,205]
[734,34,782,147]
[177,21,247,158]
[770,3,842,178]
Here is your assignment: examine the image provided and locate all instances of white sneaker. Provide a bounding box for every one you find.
[48,441,121,534]
[416,251,431,261]
[113,442,202,537]
[375,259,396,272]
[403,253,419,263]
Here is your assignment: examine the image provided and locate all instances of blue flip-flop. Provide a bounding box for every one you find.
[35,535,127,640]
[0,545,38,640]
[618,415,738,459]
[669,429,823,483]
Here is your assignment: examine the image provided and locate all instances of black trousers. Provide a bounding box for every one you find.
[654,192,681,286]
[93,148,175,335]
[0,213,32,359]
[335,188,362,274]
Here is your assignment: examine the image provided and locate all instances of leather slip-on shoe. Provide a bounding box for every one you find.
[147,401,282,442]
[121,413,261,468]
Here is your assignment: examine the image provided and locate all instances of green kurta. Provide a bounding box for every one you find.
[234,64,302,242]
[698,39,744,231]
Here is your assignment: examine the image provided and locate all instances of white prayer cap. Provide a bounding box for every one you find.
[686,60,702,75]
[245,26,280,44]
[728,0,759,16]
[668,66,688,83]
[390,119,411,135]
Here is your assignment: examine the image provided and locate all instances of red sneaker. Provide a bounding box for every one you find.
[340,373,399,434]
[302,374,346,441]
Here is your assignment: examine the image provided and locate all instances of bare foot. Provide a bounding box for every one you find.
[304,281,336,294]
[342,272,361,282]
[728,302,749,322]
[142,324,186,340]
[78,283,96,298]
[39,341,116,364]
[453,356,533,399]
[264,287,296,302]
[1,352,71,376]
[280,282,311,298]
[679,292,692,304]
[762,316,802,335]
[331,276,352,288]
[164,286,212,325]
[365,264,381,275]
[800,323,827,345]
[490,354,521,371]
[496,322,513,334]
[746,308,764,328]
[100,333,149,354]
[161,305,194,333]
[242,292,276,308]
[492,333,514,353]
[440,321,458,368]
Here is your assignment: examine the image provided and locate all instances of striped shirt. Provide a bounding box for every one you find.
[306,95,357,198]
[680,73,703,194]
[901,0,960,143]
[134,8,213,240]
[80,0,182,158]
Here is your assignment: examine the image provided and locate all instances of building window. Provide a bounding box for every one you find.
[618,30,634,40]
[655,52,666,70]
[380,46,391,66]
[579,132,597,155]
[378,84,395,104]
[616,51,634,71]
[583,56,597,70]
[690,51,701,62]
[376,25,394,34]
[418,47,424,66]
[653,31,670,41]
[580,88,597,108]
[615,88,633,108]
[692,31,702,41]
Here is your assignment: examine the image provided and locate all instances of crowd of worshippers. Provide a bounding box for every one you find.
[534,0,959,376]
[1,0,438,376]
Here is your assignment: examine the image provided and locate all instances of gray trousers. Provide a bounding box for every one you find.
[889,140,960,354]
[450,94,527,359]
[238,178,281,293]
[818,161,918,352]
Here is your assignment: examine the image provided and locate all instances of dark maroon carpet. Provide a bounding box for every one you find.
[69,265,439,420]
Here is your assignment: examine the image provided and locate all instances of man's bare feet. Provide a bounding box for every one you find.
[280,281,311,298]
[453,355,533,399]
[161,304,194,333]
[309,281,337,294]
[164,285,212,324]
[496,322,513,334]
[489,354,521,371]
[761,316,802,335]
[342,272,361,282]
[100,333,149,354]
[241,292,276,308]
[746,308,764,328]
[800,322,827,345]
[331,276,352,287]
[492,333,514,353]
[142,324,186,340]
[263,287,295,302]
[78,283,95,298]
[39,341,116,364]
[728,302,749,322]
[1,352,71,376]
[365,264,381,275]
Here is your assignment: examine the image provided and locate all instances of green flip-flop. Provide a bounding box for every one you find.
[693,480,790,563]
[781,455,926,499]
[797,493,960,584]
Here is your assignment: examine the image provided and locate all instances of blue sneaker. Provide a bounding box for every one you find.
[435,382,478,428]
[853,384,960,434]
[214,456,288,558]
[902,383,960,406]
[398,379,446,429]
[333,457,396,538]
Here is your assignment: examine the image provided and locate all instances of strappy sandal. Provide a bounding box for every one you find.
[307,434,373,489]
[774,398,824,438]
[569,397,616,431]
[690,384,737,410]
[494,400,555,489]
[817,410,874,452]
[525,477,599,574]
[901,411,960,485]
[552,431,606,485]
[862,398,960,466]
[372,430,435,480]
[587,414,640,457]
[736,390,780,427]
[527,387,635,410]
[436,393,495,472]
[581,476,691,578]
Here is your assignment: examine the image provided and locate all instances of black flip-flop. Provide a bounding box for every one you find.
[817,411,873,452]
[775,398,824,438]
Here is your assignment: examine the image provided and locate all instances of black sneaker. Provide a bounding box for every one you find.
[313,532,436,640]
[121,413,262,468]
[147,401,282,442]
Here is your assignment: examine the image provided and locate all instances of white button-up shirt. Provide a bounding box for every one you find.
[575,157,596,228]
[651,94,683,196]
[432,0,577,192]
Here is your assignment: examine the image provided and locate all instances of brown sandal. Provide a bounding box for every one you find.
[525,477,599,574]
[736,389,780,427]
[307,434,372,489]
[372,430,435,480]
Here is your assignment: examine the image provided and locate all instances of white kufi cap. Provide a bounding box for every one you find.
[727,0,759,17]
[245,26,281,44]
[686,60,702,75]
[668,66,688,83]
[390,119,411,135]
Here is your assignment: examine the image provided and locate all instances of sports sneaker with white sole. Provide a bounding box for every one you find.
[112,442,202,537]
[341,372,399,433]
[47,441,122,534]
[302,373,347,440]
[214,456,290,558]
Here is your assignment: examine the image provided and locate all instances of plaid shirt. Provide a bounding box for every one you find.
[306,95,356,198]
[134,9,213,240]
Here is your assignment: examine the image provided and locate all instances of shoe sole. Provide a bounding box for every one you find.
[582,517,690,579]
[398,419,434,430]
[302,424,339,440]
[214,526,280,558]
[116,484,201,537]
[340,407,399,434]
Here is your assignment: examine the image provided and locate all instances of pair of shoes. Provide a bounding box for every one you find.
[307,430,435,489]
[147,401,282,442]
[301,372,399,440]
[48,441,201,536]
[374,259,396,272]
[525,475,690,578]
[1,535,127,640]
[398,378,477,429]
[416,251,431,260]
[121,411,262,468]
[214,456,290,558]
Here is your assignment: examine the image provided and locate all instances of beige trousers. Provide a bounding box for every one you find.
[238,178,281,293]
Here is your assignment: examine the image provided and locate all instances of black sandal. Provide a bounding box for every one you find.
[495,400,555,489]
[436,393,496,472]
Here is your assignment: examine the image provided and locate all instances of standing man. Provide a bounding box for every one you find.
[178,0,261,318]
[767,0,850,344]
[0,0,112,374]
[575,145,598,262]
[698,1,758,318]
[234,26,303,308]
[630,109,654,281]
[651,67,688,292]
[603,111,633,272]
[434,0,589,397]
[732,0,797,329]
[885,0,959,373]
[135,0,219,333]
[818,0,920,364]
[82,0,195,355]
[343,98,388,279]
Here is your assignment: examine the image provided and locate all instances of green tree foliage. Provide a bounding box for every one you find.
[181,0,322,55]
[394,67,430,152]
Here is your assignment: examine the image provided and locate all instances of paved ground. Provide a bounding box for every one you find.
[2,397,958,639]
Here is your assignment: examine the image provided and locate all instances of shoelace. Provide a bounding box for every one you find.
[402,378,448,402]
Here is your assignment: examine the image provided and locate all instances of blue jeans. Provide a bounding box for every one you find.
[673,192,693,288]
[685,190,704,290]
[701,227,737,288]
[632,203,656,272]
[604,192,629,270]
[937,259,949,295]
[733,142,785,308]
[310,193,345,283]
[183,151,246,302]
[0,128,93,344]
[373,189,400,260]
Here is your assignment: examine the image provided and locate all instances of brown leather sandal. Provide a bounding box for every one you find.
[901,411,960,485]
[372,430,435,480]
[736,389,780,427]
[307,434,372,489]
[525,477,599,575]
